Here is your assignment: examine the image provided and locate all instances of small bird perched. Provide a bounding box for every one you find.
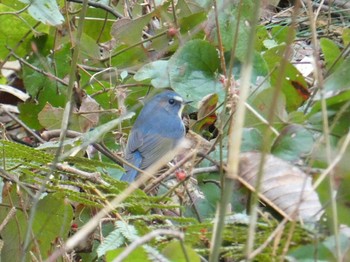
[120,90,189,183]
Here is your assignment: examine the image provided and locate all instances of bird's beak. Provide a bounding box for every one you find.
[184,100,193,105]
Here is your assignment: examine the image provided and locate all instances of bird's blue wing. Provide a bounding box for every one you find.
[138,134,176,170]
[120,150,142,182]
[120,129,144,182]
[121,133,179,182]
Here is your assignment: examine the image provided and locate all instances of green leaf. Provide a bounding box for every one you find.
[162,241,201,262]
[309,57,350,115]
[83,7,116,42]
[208,0,254,60]
[0,192,73,261]
[241,128,263,152]
[134,61,170,88]
[308,89,350,117]
[110,45,149,68]
[168,39,222,103]
[19,0,64,25]
[318,57,350,94]
[21,53,67,99]
[245,87,288,132]
[263,44,309,111]
[179,11,207,34]
[342,28,350,46]
[110,3,169,45]
[116,221,139,242]
[184,181,219,219]
[106,247,149,262]
[271,25,295,45]
[18,76,66,129]
[323,234,350,258]
[0,4,48,58]
[288,242,335,261]
[97,227,126,257]
[288,111,306,124]
[320,38,342,73]
[271,124,314,161]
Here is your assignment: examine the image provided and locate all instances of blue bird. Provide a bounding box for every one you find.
[121,91,189,183]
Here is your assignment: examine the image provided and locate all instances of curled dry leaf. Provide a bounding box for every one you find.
[239,152,322,222]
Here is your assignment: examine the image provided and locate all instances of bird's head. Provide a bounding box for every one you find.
[150,91,191,117]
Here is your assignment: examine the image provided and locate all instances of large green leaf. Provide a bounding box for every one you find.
[162,241,201,262]
[110,3,170,46]
[310,58,350,117]
[263,44,308,111]
[0,192,73,261]
[245,87,288,132]
[134,60,170,88]
[19,0,64,26]
[320,38,342,73]
[241,128,263,152]
[207,0,254,60]
[271,124,314,162]
[168,39,222,103]
[317,57,350,94]
[0,4,48,58]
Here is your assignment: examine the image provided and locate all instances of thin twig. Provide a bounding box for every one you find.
[67,0,123,19]
[2,109,45,143]
[0,207,16,233]
[213,0,226,76]
[55,163,109,186]
[10,52,68,86]
[41,130,123,166]
[144,149,198,193]
[306,0,341,260]
[247,218,289,260]
[313,130,350,189]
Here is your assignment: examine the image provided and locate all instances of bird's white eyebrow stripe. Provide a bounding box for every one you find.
[173,95,183,102]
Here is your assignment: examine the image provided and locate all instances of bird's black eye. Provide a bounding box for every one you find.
[168,98,175,104]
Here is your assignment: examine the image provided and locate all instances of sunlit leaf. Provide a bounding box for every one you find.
[19,0,64,26]
[162,241,201,262]
[134,60,170,88]
[0,4,49,58]
[320,38,342,73]
[263,45,309,111]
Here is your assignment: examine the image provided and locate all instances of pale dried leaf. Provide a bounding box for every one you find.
[239,152,322,222]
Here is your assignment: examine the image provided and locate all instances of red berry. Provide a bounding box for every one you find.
[71,223,78,231]
[175,170,186,181]
[167,27,178,37]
